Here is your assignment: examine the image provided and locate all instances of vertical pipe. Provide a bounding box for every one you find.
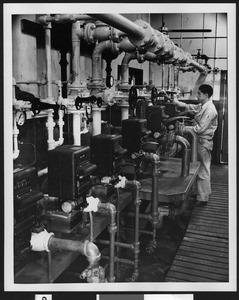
[133,182,141,280]
[47,252,52,283]
[180,13,183,48]
[121,106,129,120]
[46,111,56,150]
[202,13,205,54]
[73,113,81,145]
[167,64,171,90]
[71,21,81,88]
[151,160,160,243]
[13,113,20,160]
[149,61,154,85]
[57,109,64,146]
[161,63,165,90]
[45,22,53,99]
[213,13,218,86]
[92,109,102,135]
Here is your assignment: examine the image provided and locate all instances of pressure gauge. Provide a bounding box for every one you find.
[61,201,74,214]
[153,132,160,139]
[15,111,26,126]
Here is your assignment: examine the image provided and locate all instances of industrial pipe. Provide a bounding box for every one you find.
[30,230,101,267]
[45,109,64,150]
[179,125,198,162]
[88,14,146,41]
[83,21,125,44]
[45,22,53,99]
[117,37,137,53]
[149,154,161,246]
[98,202,117,282]
[89,40,119,91]
[174,135,191,177]
[120,52,137,87]
[71,21,81,89]
[89,14,209,73]
[38,14,93,25]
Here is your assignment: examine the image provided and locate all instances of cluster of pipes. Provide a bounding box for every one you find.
[13,13,208,159]
[13,13,207,283]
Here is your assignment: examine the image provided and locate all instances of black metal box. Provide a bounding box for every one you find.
[122,118,148,154]
[90,134,127,177]
[48,145,96,199]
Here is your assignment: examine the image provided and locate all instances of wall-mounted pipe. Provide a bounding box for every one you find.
[45,22,53,99]
[71,21,81,89]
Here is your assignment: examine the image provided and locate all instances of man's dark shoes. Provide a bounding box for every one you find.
[195,201,207,207]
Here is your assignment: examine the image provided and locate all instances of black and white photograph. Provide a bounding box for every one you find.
[3,2,237,293]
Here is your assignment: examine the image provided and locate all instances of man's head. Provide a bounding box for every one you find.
[197,84,213,104]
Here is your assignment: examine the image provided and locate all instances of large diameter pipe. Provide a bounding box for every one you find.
[91,40,118,89]
[88,14,145,40]
[48,237,101,267]
[71,21,81,88]
[120,52,137,86]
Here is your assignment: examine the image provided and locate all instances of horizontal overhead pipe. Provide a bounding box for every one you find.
[88,13,146,41]
[89,14,209,73]
[38,14,93,25]
[83,21,125,43]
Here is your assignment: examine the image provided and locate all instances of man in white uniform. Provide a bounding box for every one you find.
[173,84,218,206]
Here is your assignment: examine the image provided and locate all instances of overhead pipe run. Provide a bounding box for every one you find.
[45,22,53,100]
[89,13,209,73]
[38,14,94,25]
[88,14,146,43]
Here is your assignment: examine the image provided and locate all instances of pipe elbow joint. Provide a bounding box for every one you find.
[83,240,101,266]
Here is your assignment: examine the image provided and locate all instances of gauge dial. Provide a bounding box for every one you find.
[15,111,26,126]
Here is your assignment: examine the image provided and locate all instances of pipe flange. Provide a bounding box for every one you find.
[128,19,154,49]
[84,22,96,43]
[146,30,165,53]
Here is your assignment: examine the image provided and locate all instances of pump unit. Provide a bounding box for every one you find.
[90,134,127,177]
[48,145,97,200]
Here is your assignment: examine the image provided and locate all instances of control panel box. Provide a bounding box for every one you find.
[122,118,149,154]
[48,145,97,199]
[90,134,127,177]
